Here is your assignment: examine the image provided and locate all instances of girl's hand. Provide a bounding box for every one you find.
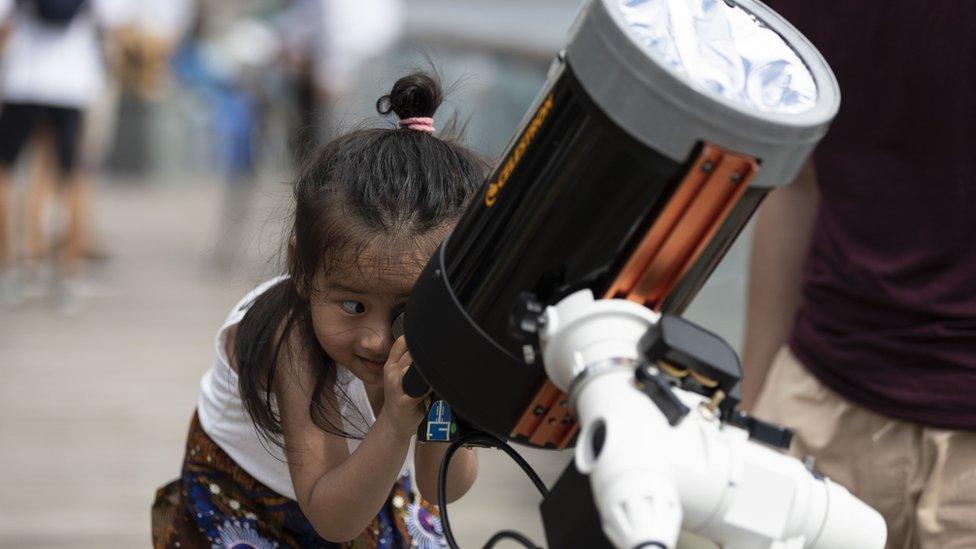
[378,336,427,438]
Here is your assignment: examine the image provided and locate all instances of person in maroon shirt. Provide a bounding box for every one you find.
[741,2,976,548]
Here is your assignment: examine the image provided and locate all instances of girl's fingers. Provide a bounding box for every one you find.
[384,351,421,397]
[384,352,412,378]
[388,336,409,364]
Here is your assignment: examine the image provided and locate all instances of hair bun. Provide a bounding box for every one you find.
[376,71,444,121]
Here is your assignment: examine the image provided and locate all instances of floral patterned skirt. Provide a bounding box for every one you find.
[152,412,446,549]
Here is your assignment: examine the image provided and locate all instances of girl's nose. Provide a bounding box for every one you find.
[360,323,392,354]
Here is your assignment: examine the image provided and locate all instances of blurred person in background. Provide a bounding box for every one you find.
[276,0,403,162]
[0,0,192,311]
[741,3,976,548]
[111,0,193,101]
[172,2,281,272]
[0,0,126,310]
[18,0,126,296]
[99,0,192,175]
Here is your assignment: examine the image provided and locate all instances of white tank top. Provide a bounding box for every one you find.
[197,277,412,500]
[0,2,109,108]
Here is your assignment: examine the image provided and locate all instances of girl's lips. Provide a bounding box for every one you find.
[359,357,386,372]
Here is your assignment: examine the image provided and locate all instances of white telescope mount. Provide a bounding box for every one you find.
[523,289,887,549]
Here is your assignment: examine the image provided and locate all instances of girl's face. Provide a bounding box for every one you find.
[308,240,430,387]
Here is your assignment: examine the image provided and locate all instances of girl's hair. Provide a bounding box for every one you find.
[235,71,488,443]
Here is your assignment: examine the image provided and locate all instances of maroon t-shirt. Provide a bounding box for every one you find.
[765,1,976,429]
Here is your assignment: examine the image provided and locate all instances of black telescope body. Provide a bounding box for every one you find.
[404,0,839,448]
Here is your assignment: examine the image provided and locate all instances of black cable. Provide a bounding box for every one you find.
[482,529,540,549]
[438,431,548,549]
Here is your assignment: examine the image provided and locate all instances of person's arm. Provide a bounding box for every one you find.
[0,0,15,52]
[739,160,820,411]
[0,0,13,23]
[272,335,427,542]
[413,433,478,505]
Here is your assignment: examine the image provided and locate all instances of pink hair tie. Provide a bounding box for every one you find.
[399,117,435,133]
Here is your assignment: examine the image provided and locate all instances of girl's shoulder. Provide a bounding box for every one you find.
[230,276,290,321]
[214,276,290,373]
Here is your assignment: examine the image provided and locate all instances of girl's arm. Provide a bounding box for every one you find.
[271,335,426,542]
[414,437,478,505]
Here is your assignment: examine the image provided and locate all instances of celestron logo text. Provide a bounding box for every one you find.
[485,93,555,207]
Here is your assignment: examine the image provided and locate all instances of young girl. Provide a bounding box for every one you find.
[153,72,486,548]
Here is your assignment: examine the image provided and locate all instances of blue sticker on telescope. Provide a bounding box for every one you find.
[426,400,453,442]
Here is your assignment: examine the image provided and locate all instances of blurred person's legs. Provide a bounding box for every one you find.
[0,171,17,305]
[1,103,88,310]
[13,131,63,300]
[0,102,40,302]
[25,131,56,264]
[46,105,87,278]
[0,166,28,306]
[754,346,976,549]
[59,171,88,277]
[76,78,120,264]
[0,167,11,272]
[212,89,259,273]
[214,173,255,273]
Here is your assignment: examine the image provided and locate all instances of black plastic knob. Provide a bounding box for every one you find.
[729,411,794,450]
[509,292,545,342]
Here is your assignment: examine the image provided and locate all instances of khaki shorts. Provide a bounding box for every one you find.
[753,346,976,549]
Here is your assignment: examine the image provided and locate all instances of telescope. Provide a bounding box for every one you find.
[401,0,887,547]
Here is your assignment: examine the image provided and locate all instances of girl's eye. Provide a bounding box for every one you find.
[339,300,366,315]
